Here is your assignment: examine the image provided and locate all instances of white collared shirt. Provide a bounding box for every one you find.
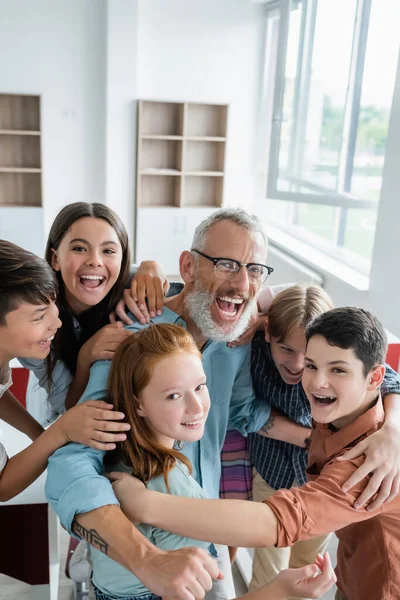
[0,364,11,471]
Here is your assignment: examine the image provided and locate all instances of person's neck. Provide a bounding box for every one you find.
[331,392,380,430]
[0,350,14,369]
[164,292,209,350]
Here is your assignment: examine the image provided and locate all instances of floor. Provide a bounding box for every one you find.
[0,526,339,599]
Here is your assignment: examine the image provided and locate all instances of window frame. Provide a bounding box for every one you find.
[265,0,382,272]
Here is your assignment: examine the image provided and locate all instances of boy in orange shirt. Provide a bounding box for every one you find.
[111,307,400,600]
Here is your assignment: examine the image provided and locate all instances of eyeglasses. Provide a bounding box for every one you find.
[192,249,274,283]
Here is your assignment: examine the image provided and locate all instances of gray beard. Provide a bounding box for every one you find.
[185,282,258,343]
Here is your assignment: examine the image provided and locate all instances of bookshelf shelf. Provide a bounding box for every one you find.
[0,94,42,207]
[137,100,227,208]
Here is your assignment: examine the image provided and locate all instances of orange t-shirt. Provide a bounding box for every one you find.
[265,398,400,600]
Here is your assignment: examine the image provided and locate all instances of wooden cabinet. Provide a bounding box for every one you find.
[137,100,228,209]
[135,100,227,272]
[0,94,42,207]
[136,207,217,276]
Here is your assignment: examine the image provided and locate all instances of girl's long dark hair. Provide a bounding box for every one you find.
[45,202,131,383]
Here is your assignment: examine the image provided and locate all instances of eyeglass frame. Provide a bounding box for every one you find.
[191,248,274,283]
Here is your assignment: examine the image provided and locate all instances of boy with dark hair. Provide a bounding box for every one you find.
[0,240,129,500]
[113,306,400,600]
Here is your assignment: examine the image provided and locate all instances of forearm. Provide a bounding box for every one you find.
[237,582,285,600]
[257,408,311,447]
[0,390,44,440]
[138,493,278,548]
[382,393,400,428]
[65,359,91,410]
[0,423,64,501]
[73,505,161,576]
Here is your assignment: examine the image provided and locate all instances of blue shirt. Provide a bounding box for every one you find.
[92,461,210,598]
[249,332,400,489]
[45,307,271,531]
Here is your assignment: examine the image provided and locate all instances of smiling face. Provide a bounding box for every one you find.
[136,353,210,448]
[185,220,266,342]
[267,324,307,385]
[302,334,384,429]
[51,217,123,315]
[0,300,61,362]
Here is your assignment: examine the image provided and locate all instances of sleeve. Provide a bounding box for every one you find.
[18,357,72,418]
[265,457,382,547]
[45,359,117,531]
[148,467,210,552]
[258,283,295,314]
[0,442,8,472]
[45,320,146,531]
[381,364,400,397]
[228,345,271,435]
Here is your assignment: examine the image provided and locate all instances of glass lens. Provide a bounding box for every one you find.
[247,265,266,279]
[215,259,238,275]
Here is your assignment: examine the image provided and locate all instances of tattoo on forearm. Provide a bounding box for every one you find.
[261,414,275,436]
[72,520,109,555]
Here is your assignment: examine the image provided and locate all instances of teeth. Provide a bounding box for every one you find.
[80,275,105,280]
[40,334,55,344]
[182,419,202,426]
[314,395,336,400]
[218,296,244,304]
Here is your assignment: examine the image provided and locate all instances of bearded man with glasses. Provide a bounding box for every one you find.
[46,208,289,600]
[45,207,400,600]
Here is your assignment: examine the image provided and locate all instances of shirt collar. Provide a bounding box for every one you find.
[320,395,384,458]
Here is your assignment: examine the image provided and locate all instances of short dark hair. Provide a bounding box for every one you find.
[0,240,57,325]
[306,307,387,376]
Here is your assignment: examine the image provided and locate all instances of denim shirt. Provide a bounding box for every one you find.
[45,306,271,531]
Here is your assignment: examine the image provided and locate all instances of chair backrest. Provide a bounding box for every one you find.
[386,343,400,373]
[10,367,29,408]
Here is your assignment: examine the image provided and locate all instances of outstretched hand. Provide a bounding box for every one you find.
[266,552,336,599]
[338,423,400,510]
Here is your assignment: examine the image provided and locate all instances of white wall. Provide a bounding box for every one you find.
[0,0,107,236]
[0,0,265,246]
[136,0,265,209]
[105,0,139,241]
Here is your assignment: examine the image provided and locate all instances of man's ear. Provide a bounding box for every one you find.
[50,248,60,271]
[264,316,270,343]
[179,250,196,284]
[367,364,385,391]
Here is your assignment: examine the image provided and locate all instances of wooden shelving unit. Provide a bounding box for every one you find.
[0,94,42,207]
[137,100,228,208]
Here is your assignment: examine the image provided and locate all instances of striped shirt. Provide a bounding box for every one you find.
[249,332,400,490]
[249,333,310,488]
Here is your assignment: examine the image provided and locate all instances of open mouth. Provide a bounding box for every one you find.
[312,394,337,406]
[78,274,106,290]
[39,334,55,348]
[283,365,303,377]
[215,295,245,319]
[181,418,204,429]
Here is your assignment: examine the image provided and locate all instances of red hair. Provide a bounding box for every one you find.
[106,324,201,489]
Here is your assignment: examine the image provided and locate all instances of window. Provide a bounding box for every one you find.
[266,0,399,272]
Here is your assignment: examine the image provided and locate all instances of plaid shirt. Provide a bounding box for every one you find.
[249,332,400,490]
